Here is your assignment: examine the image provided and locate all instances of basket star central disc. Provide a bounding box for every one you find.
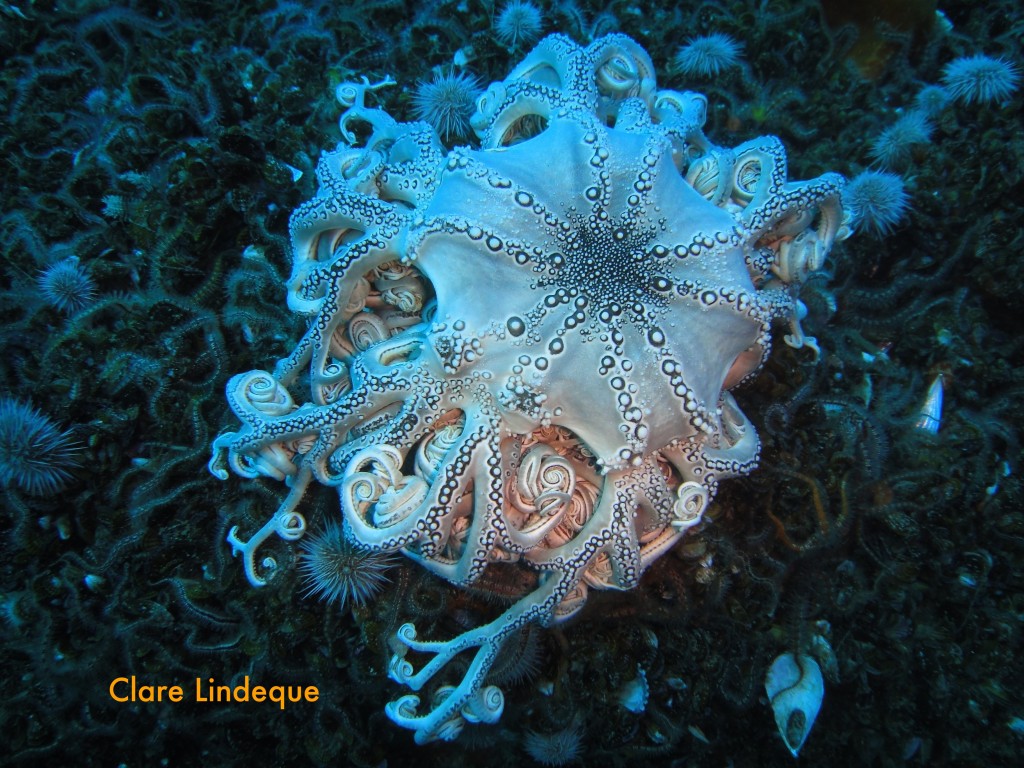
[415,117,760,467]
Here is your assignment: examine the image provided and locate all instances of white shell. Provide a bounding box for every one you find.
[914,374,943,433]
[765,653,824,757]
[618,667,649,713]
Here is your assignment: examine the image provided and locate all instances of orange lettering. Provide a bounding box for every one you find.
[110,677,130,702]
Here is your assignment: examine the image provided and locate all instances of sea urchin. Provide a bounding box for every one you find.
[298,518,397,609]
[0,398,80,496]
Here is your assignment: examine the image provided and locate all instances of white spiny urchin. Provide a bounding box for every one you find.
[913,84,952,118]
[941,54,1020,105]
[522,722,584,766]
[674,33,743,79]
[868,111,933,168]
[298,518,397,609]
[0,398,80,496]
[843,170,910,237]
[494,0,542,49]
[412,70,482,142]
[38,256,97,315]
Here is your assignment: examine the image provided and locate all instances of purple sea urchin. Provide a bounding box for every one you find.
[298,518,396,608]
[0,398,80,496]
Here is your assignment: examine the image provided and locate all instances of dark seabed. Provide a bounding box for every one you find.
[1,1,1022,766]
